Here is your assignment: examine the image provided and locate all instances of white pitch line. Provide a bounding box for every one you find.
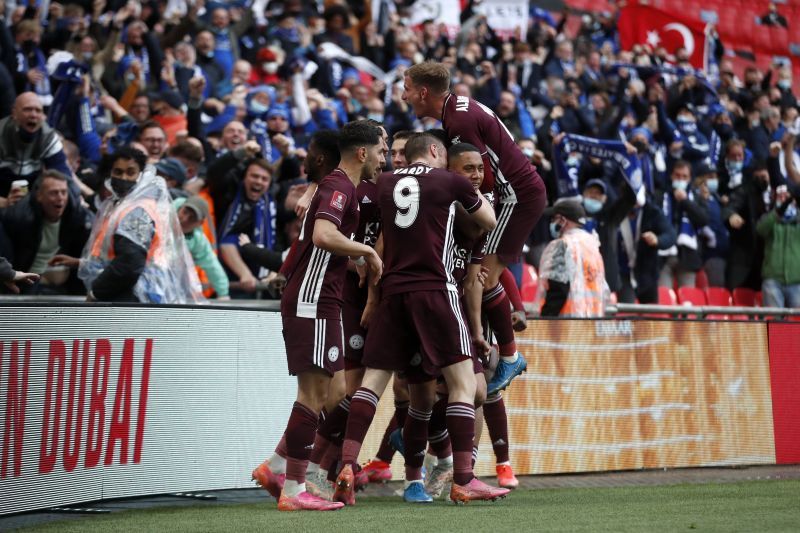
[517,337,670,351]
[518,370,676,385]
[510,435,705,453]
[505,403,692,418]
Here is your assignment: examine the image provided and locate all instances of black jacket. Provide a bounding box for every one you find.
[626,201,677,301]
[722,178,770,290]
[0,193,92,293]
[654,190,709,272]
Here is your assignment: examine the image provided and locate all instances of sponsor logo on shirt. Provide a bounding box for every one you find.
[330,191,347,211]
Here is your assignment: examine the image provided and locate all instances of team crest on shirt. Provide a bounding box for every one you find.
[328,346,340,362]
[349,334,364,350]
[330,191,347,211]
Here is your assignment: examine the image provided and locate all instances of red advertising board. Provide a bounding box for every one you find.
[767,323,800,464]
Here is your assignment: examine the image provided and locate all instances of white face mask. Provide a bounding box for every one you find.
[263,62,278,74]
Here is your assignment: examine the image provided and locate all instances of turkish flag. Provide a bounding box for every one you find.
[618,4,707,69]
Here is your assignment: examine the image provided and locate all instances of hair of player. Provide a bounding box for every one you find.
[393,130,415,142]
[425,128,450,148]
[338,121,381,154]
[310,129,342,167]
[403,132,446,162]
[448,142,481,160]
[405,61,451,96]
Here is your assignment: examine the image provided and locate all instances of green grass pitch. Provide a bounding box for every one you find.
[21,479,800,532]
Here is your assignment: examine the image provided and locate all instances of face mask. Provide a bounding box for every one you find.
[522,147,535,158]
[250,100,269,115]
[726,160,744,174]
[706,178,719,193]
[82,52,93,62]
[549,221,562,239]
[716,123,733,139]
[21,39,36,52]
[632,140,648,154]
[751,119,761,128]
[263,62,278,74]
[677,116,694,125]
[367,112,384,123]
[583,197,604,214]
[111,177,137,197]
[778,79,792,90]
[783,203,797,222]
[204,51,214,59]
[672,180,689,191]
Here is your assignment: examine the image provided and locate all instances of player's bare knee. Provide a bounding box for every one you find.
[408,381,437,411]
[392,374,410,400]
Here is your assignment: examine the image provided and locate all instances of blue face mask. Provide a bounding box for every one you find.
[583,197,604,214]
[549,221,562,239]
[367,112,384,123]
[726,160,744,174]
[778,79,792,90]
[672,180,689,191]
[250,100,269,115]
[706,178,719,193]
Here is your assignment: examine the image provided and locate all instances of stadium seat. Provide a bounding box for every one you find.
[519,264,538,304]
[677,287,707,318]
[658,287,677,306]
[696,270,709,290]
[705,287,732,320]
[732,288,757,307]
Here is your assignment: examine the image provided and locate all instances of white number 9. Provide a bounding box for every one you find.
[393,177,420,228]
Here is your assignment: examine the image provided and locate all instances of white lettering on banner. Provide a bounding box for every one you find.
[407,0,461,37]
[595,321,634,337]
[477,0,530,40]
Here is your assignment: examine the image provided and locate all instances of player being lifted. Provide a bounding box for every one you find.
[252,122,383,512]
[334,132,510,505]
[402,62,548,395]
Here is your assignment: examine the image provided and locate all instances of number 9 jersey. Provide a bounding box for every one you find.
[377,162,482,297]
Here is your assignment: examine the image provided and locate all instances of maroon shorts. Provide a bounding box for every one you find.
[282,315,345,376]
[362,290,472,382]
[342,273,367,365]
[485,179,547,264]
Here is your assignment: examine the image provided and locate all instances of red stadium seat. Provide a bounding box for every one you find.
[705,287,732,320]
[696,270,709,290]
[520,264,538,304]
[658,287,677,306]
[732,288,757,307]
[677,287,707,318]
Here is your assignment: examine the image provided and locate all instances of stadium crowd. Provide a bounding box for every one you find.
[0,0,798,307]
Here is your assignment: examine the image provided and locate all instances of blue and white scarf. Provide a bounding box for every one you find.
[219,185,277,254]
[16,45,51,105]
[659,191,697,258]
[563,134,644,195]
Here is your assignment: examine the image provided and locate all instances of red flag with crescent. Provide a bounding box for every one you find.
[618,3,708,69]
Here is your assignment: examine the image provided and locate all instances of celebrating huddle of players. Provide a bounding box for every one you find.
[251,62,547,511]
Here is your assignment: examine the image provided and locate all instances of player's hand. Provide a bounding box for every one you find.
[188,76,206,99]
[360,300,377,328]
[366,250,383,286]
[769,141,782,158]
[477,265,489,287]
[472,337,492,359]
[243,140,262,158]
[673,188,688,202]
[4,271,39,293]
[238,233,251,247]
[641,231,658,247]
[295,185,315,217]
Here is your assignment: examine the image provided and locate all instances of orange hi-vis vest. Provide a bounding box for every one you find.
[89,198,166,267]
[195,187,218,297]
[535,229,607,317]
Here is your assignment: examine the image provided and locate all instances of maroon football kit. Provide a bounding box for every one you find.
[362,162,482,378]
[441,93,547,263]
[280,168,360,376]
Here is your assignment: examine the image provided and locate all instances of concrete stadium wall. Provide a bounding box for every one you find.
[0,305,797,515]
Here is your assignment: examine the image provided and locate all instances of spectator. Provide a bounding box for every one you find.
[693,162,730,288]
[173,195,229,300]
[77,147,202,303]
[657,160,709,289]
[138,121,169,164]
[535,199,608,317]
[0,170,92,294]
[0,92,72,203]
[757,185,800,307]
[759,2,788,28]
